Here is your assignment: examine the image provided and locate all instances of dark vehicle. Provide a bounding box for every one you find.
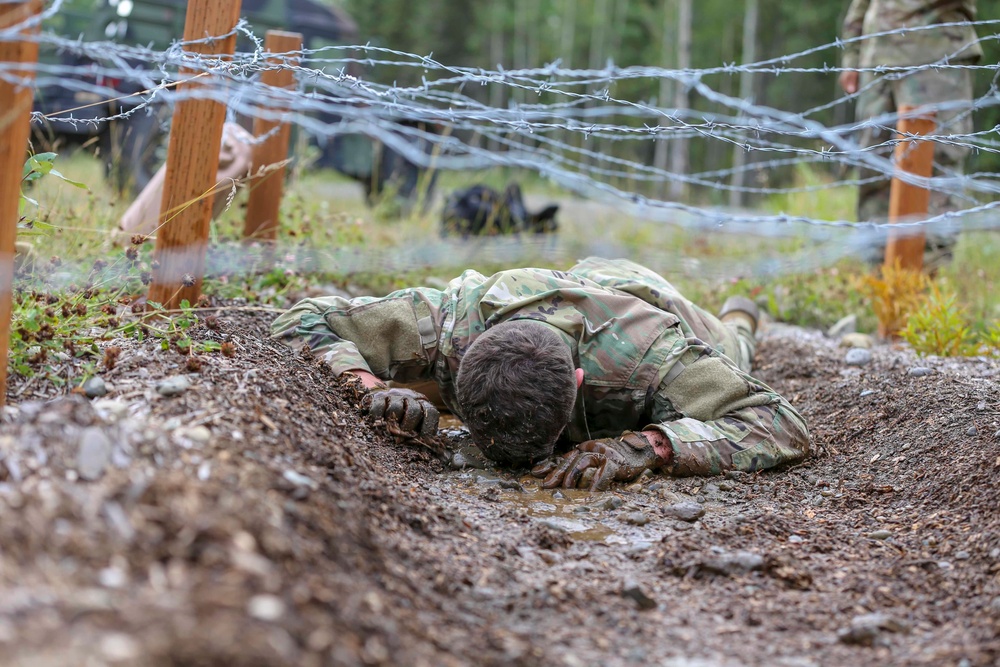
[441,183,559,237]
[32,0,436,204]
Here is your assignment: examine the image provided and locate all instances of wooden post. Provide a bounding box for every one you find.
[147,0,242,310]
[884,105,936,273]
[243,30,302,244]
[0,0,42,407]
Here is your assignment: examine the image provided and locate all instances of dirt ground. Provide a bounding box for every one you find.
[1,304,998,667]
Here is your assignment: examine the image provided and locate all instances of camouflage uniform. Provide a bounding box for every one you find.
[271,258,811,477]
[841,0,982,225]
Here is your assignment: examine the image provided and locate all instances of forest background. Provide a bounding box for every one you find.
[337,0,1000,195]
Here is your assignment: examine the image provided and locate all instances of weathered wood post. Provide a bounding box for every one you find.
[884,105,936,273]
[147,0,242,310]
[0,0,42,406]
[243,30,302,246]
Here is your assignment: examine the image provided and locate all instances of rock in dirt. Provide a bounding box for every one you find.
[156,375,191,397]
[698,550,765,576]
[83,377,108,398]
[77,427,113,481]
[965,426,978,437]
[866,529,892,540]
[624,511,650,526]
[664,500,705,522]
[908,366,933,377]
[837,613,911,646]
[621,580,657,610]
[840,332,874,349]
[93,399,129,422]
[247,594,286,621]
[827,314,857,339]
[844,348,873,367]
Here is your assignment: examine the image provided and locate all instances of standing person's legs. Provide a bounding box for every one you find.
[893,65,975,270]
[855,71,896,224]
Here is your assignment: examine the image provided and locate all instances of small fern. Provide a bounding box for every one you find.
[900,284,979,357]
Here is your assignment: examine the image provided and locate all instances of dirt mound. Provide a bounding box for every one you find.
[1,312,998,666]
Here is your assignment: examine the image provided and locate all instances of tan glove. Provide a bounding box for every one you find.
[531,431,666,491]
[362,387,439,439]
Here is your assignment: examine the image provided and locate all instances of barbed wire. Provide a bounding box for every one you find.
[4,8,1000,281]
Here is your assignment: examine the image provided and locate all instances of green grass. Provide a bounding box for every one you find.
[12,148,1000,393]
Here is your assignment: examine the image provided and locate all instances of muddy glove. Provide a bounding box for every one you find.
[531,432,666,492]
[362,388,440,440]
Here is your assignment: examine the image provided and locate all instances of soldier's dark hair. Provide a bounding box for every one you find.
[456,319,577,467]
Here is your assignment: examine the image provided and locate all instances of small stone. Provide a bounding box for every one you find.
[624,511,649,526]
[955,550,970,560]
[718,482,733,492]
[93,399,129,422]
[621,581,657,610]
[827,314,858,338]
[908,366,933,377]
[788,535,804,543]
[499,480,525,492]
[859,390,874,397]
[937,561,953,570]
[282,469,318,490]
[867,529,892,540]
[699,549,764,575]
[626,483,643,493]
[664,501,705,522]
[156,375,191,397]
[83,377,108,398]
[977,401,987,411]
[77,427,112,481]
[990,548,1000,560]
[965,426,978,437]
[98,566,128,588]
[838,613,910,646]
[177,425,212,444]
[990,597,1000,615]
[845,348,873,366]
[100,633,141,661]
[248,594,286,621]
[626,541,654,556]
[840,332,874,349]
[596,496,624,511]
[821,489,834,497]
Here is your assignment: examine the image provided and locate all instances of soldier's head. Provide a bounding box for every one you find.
[456,319,579,466]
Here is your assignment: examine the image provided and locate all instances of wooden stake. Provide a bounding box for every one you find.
[147,0,242,310]
[0,0,42,407]
[884,105,936,273]
[243,30,302,245]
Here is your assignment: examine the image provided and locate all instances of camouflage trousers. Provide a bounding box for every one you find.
[855,65,975,268]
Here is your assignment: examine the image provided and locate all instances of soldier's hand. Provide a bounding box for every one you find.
[362,388,439,440]
[838,70,858,95]
[531,432,665,492]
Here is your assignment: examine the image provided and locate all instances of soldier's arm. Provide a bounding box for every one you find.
[841,0,870,72]
[643,340,811,477]
[269,288,445,382]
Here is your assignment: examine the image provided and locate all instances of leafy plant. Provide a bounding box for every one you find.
[856,260,929,338]
[20,152,87,215]
[900,283,979,357]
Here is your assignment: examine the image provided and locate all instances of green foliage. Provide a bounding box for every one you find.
[20,152,87,218]
[900,284,979,357]
[856,261,929,338]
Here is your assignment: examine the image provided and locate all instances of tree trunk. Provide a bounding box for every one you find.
[729,0,759,208]
[652,0,673,192]
[669,0,692,200]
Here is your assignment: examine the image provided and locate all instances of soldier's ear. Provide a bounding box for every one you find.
[575,368,584,388]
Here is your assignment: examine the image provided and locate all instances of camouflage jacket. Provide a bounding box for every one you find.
[841,0,982,70]
[271,258,811,477]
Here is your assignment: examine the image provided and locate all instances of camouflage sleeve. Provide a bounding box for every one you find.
[646,339,811,477]
[841,0,870,70]
[269,288,446,381]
